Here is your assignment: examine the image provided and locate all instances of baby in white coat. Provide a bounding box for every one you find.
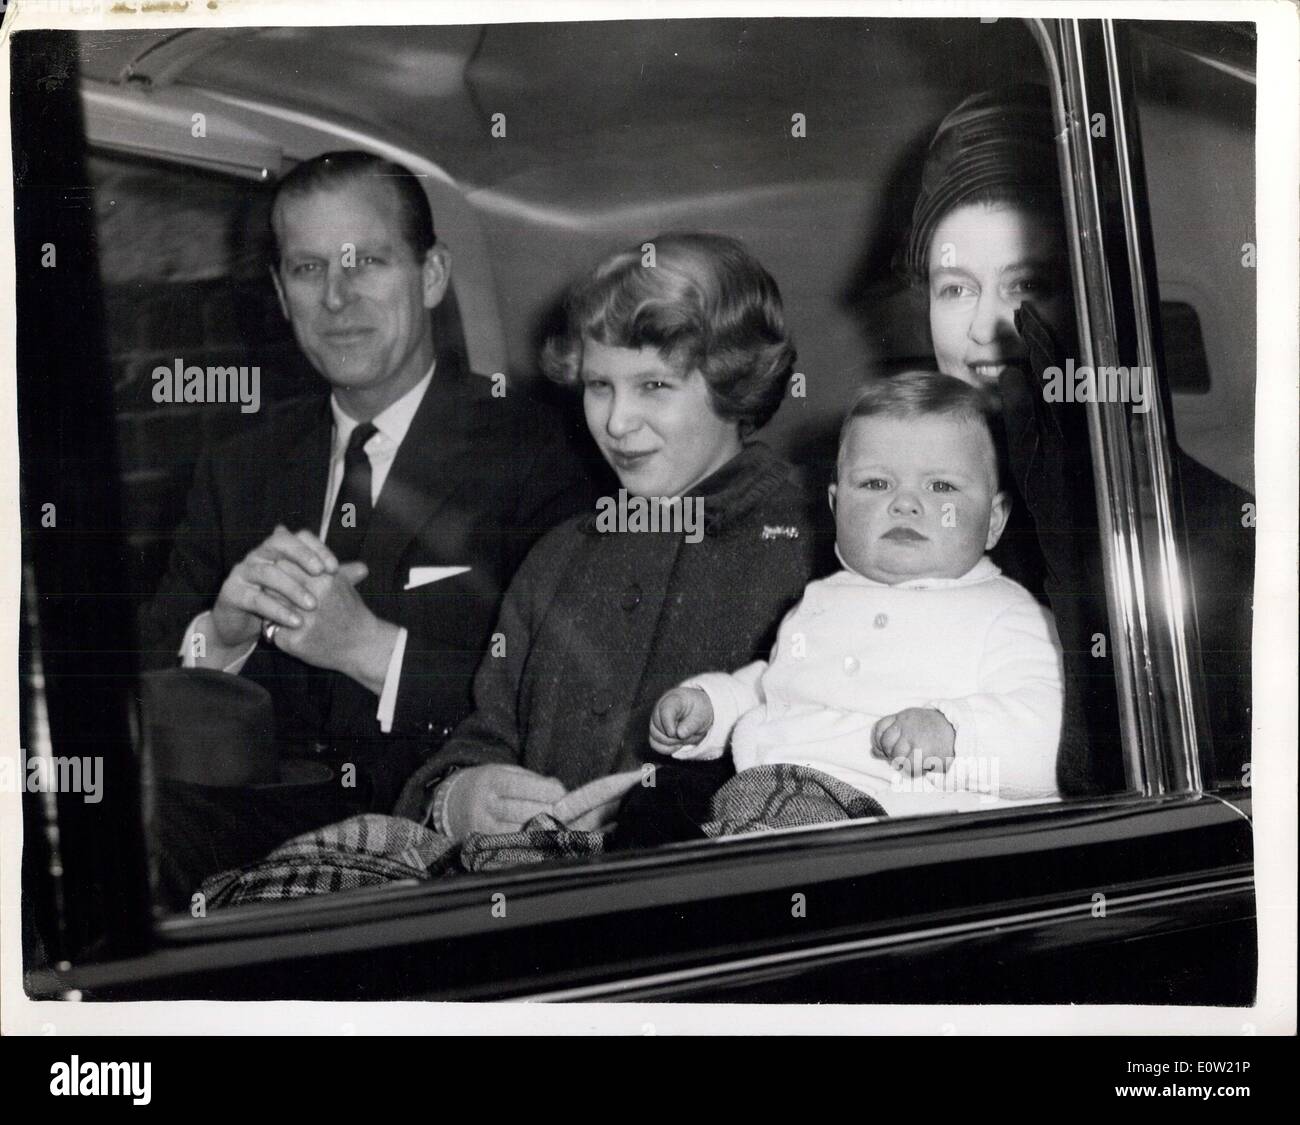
[650,371,1064,816]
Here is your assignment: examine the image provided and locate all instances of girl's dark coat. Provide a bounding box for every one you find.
[394,442,834,816]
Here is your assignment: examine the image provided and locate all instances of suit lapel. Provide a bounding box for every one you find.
[279,397,333,538]
[361,353,485,593]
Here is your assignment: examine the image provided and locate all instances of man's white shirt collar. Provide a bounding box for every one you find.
[329,359,435,458]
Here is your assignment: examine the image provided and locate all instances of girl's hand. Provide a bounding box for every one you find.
[440,764,567,840]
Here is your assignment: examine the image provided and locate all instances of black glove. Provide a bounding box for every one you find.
[1005,303,1098,548]
[1003,302,1124,797]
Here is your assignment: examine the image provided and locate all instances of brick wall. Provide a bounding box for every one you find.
[90,153,320,603]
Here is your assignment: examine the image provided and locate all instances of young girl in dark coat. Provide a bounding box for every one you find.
[395,233,834,841]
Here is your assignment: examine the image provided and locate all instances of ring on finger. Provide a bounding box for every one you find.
[262,620,280,644]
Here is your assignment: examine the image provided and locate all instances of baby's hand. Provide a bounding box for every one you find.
[649,687,714,755]
[872,708,956,777]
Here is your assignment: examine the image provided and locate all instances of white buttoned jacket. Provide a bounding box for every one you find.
[676,557,1064,815]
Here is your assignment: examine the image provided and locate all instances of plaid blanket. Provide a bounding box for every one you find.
[199,813,458,908]
[199,765,885,908]
[702,763,886,834]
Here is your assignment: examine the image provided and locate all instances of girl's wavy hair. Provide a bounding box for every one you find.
[541,232,796,435]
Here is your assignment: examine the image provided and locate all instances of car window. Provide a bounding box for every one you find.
[1130,24,1254,494]
[1128,23,1256,790]
[92,152,313,607]
[15,18,1246,952]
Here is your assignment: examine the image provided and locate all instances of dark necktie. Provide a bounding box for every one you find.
[325,421,377,563]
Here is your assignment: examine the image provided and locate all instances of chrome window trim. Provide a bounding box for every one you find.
[1100,20,1205,793]
[144,790,1231,949]
[518,874,1256,1003]
[1027,18,1205,797]
[25,790,1248,996]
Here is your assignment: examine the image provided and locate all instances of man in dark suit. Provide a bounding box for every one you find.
[141,152,592,887]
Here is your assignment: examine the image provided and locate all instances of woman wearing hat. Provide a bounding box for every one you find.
[899,85,1254,795]
[394,232,831,842]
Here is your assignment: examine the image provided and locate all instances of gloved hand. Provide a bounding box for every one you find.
[437,764,566,841]
[1008,301,1123,797]
[1004,303,1092,531]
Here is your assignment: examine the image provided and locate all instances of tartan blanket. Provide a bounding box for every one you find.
[199,765,886,908]
[702,763,886,834]
[199,814,458,908]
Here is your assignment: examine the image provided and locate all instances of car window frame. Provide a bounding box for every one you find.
[1029,17,1219,797]
[131,14,1211,897]
[21,16,1246,996]
[23,788,1251,1000]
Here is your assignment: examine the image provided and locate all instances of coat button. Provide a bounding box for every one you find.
[621,584,642,611]
[874,613,888,629]
[590,695,613,717]
[843,656,860,675]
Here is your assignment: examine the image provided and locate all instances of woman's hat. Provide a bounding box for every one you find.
[898,84,1060,284]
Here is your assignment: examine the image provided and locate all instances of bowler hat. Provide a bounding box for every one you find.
[140,668,332,788]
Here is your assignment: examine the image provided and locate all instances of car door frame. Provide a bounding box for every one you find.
[21,16,1256,1004]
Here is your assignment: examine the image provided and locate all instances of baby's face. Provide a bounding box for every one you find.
[830,413,1009,584]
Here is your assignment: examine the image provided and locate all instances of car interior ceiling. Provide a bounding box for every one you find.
[89,19,1248,495]
[88,20,1052,615]
[81,22,1161,494]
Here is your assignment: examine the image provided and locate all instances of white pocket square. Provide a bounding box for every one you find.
[404,566,471,590]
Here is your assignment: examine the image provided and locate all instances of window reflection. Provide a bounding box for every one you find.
[18,19,1257,925]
